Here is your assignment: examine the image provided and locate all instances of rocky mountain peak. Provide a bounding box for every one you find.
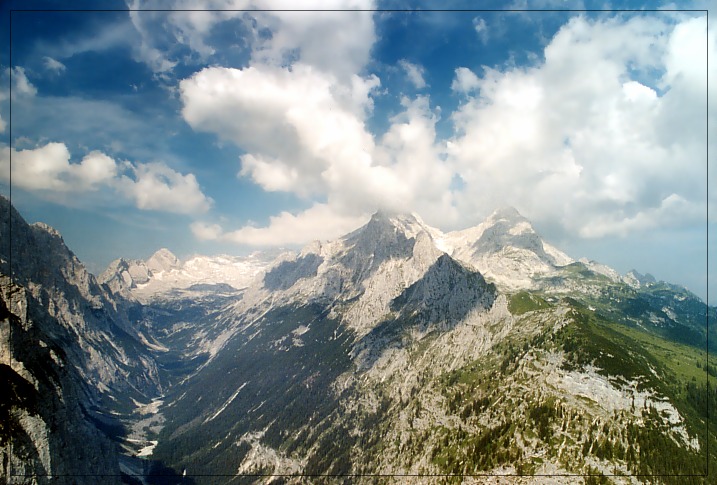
[472,208,543,256]
[366,210,420,233]
[342,211,420,262]
[623,269,658,288]
[486,206,525,224]
[30,221,63,239]
[442,207,574,289]
[146,248,180,273]
[627,269,657,285]
[1,196,97,299]
[350,210,442,247]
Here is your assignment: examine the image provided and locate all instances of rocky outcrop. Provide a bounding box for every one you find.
[0,196,163,482]
[1,277,122,484]
[445,207,574,289]
[0,196,161,401]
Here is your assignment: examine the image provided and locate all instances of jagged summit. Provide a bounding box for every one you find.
[472,209,544,256]
[342,211,428,263]
[354,210,429,237]
[623,269,658,288]
[346,211,449,252]
[486,206,525,223]
[146,248,180,273]
[31,221,63,239]
[442,207,574,289]
[368,209,394,222]
[628,269,657,285]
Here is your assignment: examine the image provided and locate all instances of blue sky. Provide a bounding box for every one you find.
[0,0,714,305]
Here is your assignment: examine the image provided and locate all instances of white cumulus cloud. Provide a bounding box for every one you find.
[452,67,481,94]
[181,64,380,199]
[118,162,213,215]
[399,59,427,89]
[190,221,224,241]
[178,10,711,249]
[11,67,37,97]
[194,203,367,247]
[43,56,67,73]
[125,0,376,82]
[448,14,713,237]
[0,143,114,191]
[0,142,211,215]
[180,63,455,245]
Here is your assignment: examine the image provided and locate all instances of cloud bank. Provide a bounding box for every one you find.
[184,12,712,246]
[1,143,212,215]
[6,7,712,254]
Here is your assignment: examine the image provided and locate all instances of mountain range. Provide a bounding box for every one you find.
[1,195,715,484]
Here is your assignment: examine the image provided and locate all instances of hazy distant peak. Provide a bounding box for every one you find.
[366,210,435,237]
[146,248,180,273]
[368,209,417,225]
[625,269,657,287]
[101,257,130,273]
[149,247,178,260]
[487,206,526,224]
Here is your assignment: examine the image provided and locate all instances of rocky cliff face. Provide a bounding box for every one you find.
[0,196,161,401]
[1,277,122,484]
[0,196,163,482]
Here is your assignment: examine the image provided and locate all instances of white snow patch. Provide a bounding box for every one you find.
[291,325,310,337]
[136,332,169,352]
[206,382,247,422]
[137,441,158,457]
[133,398,163,416]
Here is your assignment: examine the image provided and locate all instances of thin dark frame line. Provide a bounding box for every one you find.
[7,8,710,13]
[5,5,711,481]
[8,9,11,287]
[706,6,711,480]
[7,8,12,481]
[9,472,713,477]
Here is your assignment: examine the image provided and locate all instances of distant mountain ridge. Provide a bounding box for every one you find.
[99,247,280,302]
[442,207,575,289]
[141,205,715,481]
[100,206,685,304]
[3,196,714,483]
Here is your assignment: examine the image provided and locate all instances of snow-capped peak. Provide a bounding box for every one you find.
[442,207,574,290]
[341,211,425,263]
[99,250,274,302]
[146,248,180,274]
[485,206,524,225]
[351,210,426,237]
